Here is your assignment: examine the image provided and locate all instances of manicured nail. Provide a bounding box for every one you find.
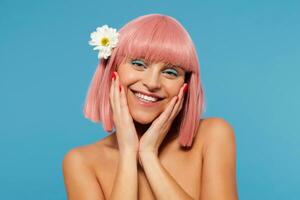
[119,84,122,92]
[183,84,188,93]
[111,71,116,80]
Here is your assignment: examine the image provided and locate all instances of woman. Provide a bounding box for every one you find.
[63,14,238,200]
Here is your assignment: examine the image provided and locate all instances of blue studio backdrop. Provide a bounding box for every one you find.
[0,0,299,199]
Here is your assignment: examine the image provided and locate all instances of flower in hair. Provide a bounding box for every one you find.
[88,25,119,59]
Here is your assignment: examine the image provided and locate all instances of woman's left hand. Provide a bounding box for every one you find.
[138,83,188,157]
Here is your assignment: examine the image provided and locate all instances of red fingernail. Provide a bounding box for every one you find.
[119,84,122,92]
[183,84,188,93]
[111,71,116,80]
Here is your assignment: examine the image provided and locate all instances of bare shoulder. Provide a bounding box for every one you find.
[196,117,236,155]
[62,135,114,200]
[63,134,116,168]
[63,142,103,169]
[197,117,238,199]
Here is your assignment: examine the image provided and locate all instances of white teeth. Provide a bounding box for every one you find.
[134,92,158,102]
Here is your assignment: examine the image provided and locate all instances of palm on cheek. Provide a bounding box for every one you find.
[138,83,187,156]
[111,71,187,161]
[110,71,140,153]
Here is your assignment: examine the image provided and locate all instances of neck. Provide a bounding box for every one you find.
[133,120,151,140]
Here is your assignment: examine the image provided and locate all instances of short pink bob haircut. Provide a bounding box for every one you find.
[83,13,205,147]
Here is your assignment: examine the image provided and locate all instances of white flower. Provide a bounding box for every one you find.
[88,25,119,59]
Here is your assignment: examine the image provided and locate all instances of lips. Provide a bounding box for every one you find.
[131,91,162,107]
[130,89,164,100]
[135,93,159,103]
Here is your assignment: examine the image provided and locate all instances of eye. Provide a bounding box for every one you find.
[130,59,146,68]
[164,68,178,77]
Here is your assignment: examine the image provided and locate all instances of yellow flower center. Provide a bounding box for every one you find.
[100,37,110,46]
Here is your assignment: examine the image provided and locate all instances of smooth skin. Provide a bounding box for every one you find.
[62,58,239,200]
[109,71,140,155]
[110,69,185,156]
[110,70,189,200]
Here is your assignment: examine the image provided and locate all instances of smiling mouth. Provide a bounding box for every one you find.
[130,89,164,104]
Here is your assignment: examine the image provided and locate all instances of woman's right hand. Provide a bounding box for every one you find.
[109,71,139,156]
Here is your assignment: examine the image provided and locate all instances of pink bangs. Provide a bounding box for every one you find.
[114,14,199,72]
[83,14,205,147]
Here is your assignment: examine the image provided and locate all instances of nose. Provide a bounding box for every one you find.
[142,68,161,91]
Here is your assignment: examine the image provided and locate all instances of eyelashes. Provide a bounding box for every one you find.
[130,59,179,77]
[131,59,145,67]
[164,68,179,77]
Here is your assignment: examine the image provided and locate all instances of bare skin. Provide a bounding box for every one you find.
[62,117,238,200]
[62,58,239,200]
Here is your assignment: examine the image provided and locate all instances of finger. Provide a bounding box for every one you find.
[114,71,121,115]
[177,86,186,111]
[116,73,134,122]
[109,72,116,112]
[119,78,131,116]
[119,83,127,107]
[170,83,186,119]
[153,95,178,126]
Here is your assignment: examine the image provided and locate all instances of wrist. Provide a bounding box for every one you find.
[139,150,157,159]
[139,147,158,157]
[139,151,158,167]
[120,149,138,158]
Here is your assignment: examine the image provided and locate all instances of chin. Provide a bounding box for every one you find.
[130,110,159,125]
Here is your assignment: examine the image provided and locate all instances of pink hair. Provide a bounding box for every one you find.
[83,14,205,147]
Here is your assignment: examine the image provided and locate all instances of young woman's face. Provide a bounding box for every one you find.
[117,57,186,124]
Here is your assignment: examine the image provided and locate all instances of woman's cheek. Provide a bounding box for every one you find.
[165,84,179,96]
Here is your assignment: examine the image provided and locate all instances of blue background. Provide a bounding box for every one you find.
[0,0,299,199]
